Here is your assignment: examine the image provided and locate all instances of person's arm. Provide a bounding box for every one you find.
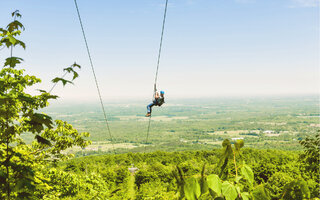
[155,92,159,99]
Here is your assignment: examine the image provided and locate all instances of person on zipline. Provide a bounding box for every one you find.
[146,91,165,117]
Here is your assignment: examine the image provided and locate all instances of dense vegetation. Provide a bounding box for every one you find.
[0,11,319,200]
[0,11,91,199]
[54,135,319,199]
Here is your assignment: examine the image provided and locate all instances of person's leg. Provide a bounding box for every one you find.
[147,102,154,114]
[146,102,155,117]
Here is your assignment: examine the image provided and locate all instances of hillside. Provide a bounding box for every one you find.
[48,145,318,199]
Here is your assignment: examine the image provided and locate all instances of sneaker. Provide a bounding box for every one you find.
[145,113,151,117]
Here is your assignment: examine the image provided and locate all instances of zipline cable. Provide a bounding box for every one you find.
[144,0,169,153]
[154,0,169,88]
[73,0,116,154]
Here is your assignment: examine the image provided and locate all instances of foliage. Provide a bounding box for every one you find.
[54,141,319,200]
[0,11,90,199]
[281,178,310,200]
[175,139,254,200]
[265,172,294,199]
[170,139,316,200]
[298,132,320,198]
[299,132,320,178]
[136,180,176,200]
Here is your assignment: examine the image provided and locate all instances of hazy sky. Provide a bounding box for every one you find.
[0,0,319,101]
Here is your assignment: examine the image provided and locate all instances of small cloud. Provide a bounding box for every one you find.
[290,0,320,7]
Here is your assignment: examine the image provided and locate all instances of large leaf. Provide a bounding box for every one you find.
[221,181,237,200]
[241,192,250,200]
[241,164,254,187]
[184,178,201,200]
[7,19,25,32]
[207,174,222,196]
[4,57,23,68]
[33,113,53,129]
[26,113,53,133]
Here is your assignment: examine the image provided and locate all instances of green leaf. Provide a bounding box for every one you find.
[241,164,254,187]
[63,67,73,73]
[26,113,53,133]
[241,192,250,200]
[7,20,25,32]
[12,10,21,18]
[184,177,201,200]
[207,174,222,196]
[17,94,35,104]
[34,113,53,128]
[72,71,79,80]
[14,39,26,49]
[4,57,23,68]
[35,135,52,146]
[7,35,16,45]
[235,176,242,183]
[63,63,81,80]
[37,89,47,93]
[235,185,241,195]
[71,62,81,69]
[52,77,73,86]
[221,181,237,200]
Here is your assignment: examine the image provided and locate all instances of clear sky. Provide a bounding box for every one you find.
[0,0,319,101]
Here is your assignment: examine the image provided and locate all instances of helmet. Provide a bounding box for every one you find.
[160,91,165,95]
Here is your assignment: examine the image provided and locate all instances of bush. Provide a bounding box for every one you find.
[265,172,294,199]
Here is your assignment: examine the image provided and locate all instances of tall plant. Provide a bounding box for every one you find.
[0,11,91,199]
[175,139,312,200]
